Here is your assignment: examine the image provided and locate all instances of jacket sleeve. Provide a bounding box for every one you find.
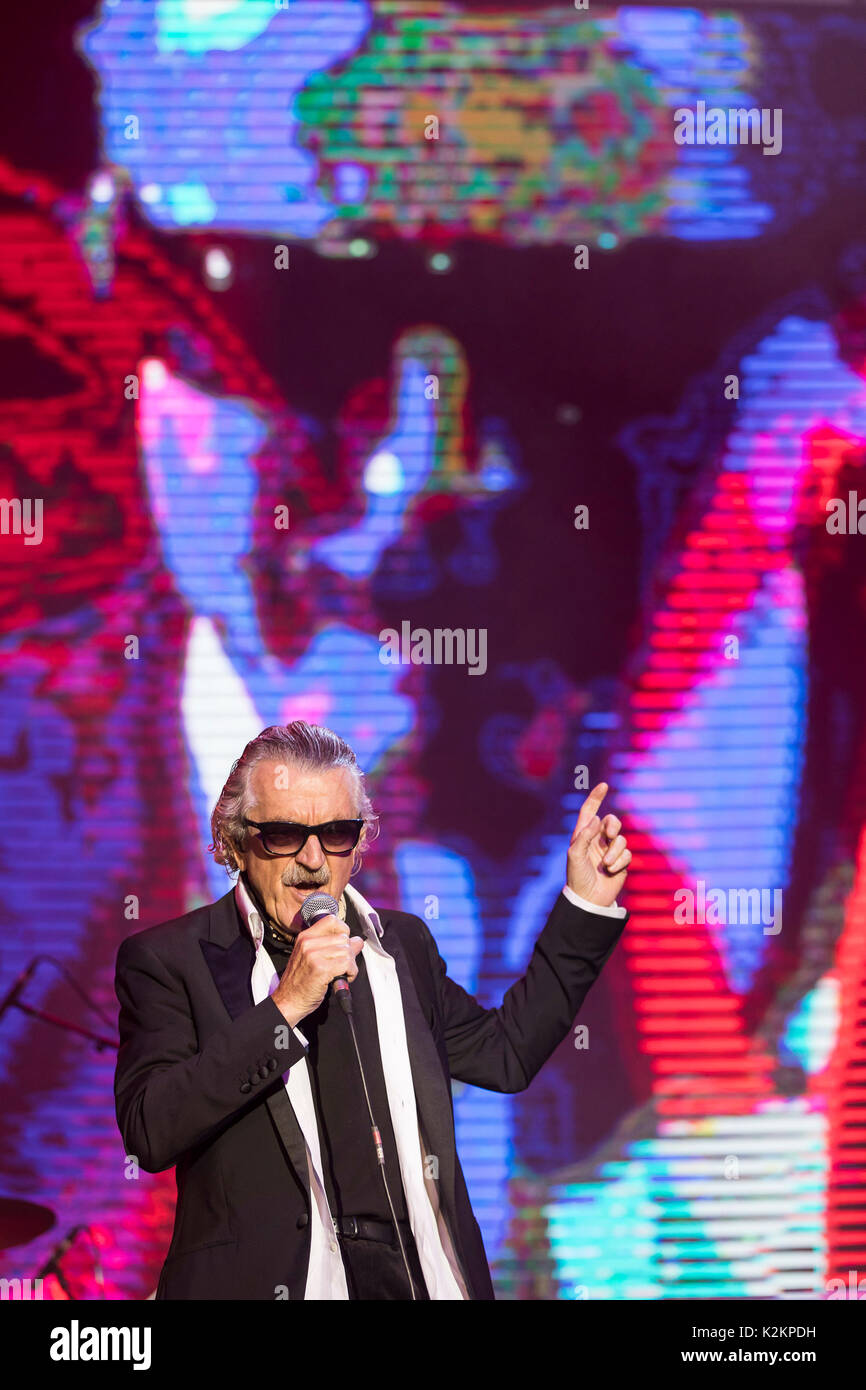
[114,933,307,1173]
[420,891,627,1093]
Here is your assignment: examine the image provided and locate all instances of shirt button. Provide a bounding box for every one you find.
[329,1242,338,1254]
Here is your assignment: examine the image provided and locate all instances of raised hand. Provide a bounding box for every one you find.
[566,783,631,907]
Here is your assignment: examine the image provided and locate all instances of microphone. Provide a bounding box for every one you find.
[299,892,353,1015]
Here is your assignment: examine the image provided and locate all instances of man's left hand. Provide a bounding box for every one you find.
[566,783,631,908]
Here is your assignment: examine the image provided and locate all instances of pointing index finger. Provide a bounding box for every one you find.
[573,782,609,837]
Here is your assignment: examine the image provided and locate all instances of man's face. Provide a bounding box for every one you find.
[234,762,361,935]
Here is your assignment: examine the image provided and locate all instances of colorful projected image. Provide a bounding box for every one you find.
[80,2,847,245]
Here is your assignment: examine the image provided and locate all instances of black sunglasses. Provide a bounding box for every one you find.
[242,818,364,857]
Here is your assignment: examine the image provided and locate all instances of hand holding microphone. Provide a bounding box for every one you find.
[272,893,363,1026]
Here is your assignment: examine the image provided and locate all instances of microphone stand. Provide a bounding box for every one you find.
[0,956,118,1050]
[9,1001,117,1052]
[0,960,117,1295]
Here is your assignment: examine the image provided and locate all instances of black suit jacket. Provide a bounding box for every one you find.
[113,884,627,1300]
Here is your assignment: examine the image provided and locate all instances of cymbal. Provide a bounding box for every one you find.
[0,1197,55,1250]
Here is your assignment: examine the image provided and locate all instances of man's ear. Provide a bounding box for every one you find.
[223,835,243,873]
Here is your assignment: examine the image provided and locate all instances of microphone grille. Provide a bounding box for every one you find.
[300,892,339,926]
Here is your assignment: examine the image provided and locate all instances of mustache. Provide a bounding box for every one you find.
[281,865,330,888]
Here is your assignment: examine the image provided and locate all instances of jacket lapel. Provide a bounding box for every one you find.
[199,889,309,1185]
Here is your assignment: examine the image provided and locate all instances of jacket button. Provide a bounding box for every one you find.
[267,1058,278,1071]
[296,1213,309,1229]
[258,1066,270,1080]
[240,1081,252,1093]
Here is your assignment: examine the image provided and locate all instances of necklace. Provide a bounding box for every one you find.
[263,893,347,954]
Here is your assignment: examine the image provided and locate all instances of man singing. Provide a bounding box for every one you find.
[114,721,631,1299]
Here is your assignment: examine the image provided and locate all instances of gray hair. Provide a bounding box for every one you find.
[209,722,378,875]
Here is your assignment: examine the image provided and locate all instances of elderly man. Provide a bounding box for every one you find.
[114,721,631,1300]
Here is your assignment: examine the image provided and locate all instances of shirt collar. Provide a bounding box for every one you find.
[343,881,384,941]
[234,874,267,949]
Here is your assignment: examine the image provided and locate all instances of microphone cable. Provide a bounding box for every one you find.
[299,891,417,1300]
[337,988,417,1301]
